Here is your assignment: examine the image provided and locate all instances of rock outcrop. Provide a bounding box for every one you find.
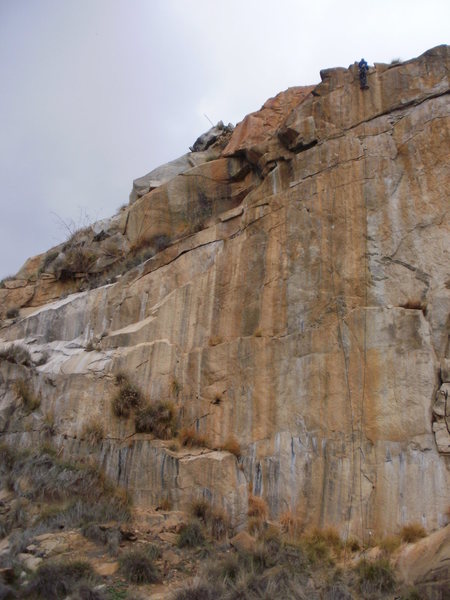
[1,46,449,541]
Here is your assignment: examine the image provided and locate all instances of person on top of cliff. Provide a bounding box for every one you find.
[358,58,369,89]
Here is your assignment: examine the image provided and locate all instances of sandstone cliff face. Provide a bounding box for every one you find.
[0,45,449,540]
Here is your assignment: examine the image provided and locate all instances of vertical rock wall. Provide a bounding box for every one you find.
[0,46,449,539]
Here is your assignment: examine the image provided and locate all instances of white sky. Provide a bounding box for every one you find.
[0,0,448,278]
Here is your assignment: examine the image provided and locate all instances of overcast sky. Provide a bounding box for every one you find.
[0,0,448,279]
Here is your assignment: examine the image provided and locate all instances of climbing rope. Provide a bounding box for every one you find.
[359,143,369,547]
[329,188,357,556]
[330,142,369,555]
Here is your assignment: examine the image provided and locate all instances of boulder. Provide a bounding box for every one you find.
[396,525,450,599]
[224,85,314,171]
[189,121,233,152]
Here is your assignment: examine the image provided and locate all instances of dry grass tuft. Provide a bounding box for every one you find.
[81,419,104,446]
[300,526,343,565]
[41,410,56,437]
[177,520,205,548]
[157,496,172,511]
[356,557,396,595]
[179,427,210,448]
[210,508,230,541]
[280,510,303,539]
[119,546,160,584]
[0,344,32,367]
[26,559,96,599]
[13,379,41,412]
[379,534,402,554]
[247,516,265,535]
[6,307,19,319]
[170,378,182,396]
[312,526,342,551]
[399,299,427,313]
[188,499,230,540]
[114,371,129,386]
[112,381,143,418]
[220,435,241,457]
[346,536,361,552]
[190,498,211,522]
[248,494,268,520]
[135,400,177,439]
[400,522,427,543]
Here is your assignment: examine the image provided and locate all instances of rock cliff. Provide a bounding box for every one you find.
[1,45,449,541]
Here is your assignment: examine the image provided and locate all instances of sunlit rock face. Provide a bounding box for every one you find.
[1,45,449,538]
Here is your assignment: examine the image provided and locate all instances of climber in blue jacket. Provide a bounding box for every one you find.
[358,58,369,89]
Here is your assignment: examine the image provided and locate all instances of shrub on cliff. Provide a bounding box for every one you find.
[189,499,211,522]
[135,400,177,438]
[0,498,29,539]
[5,307,19,319]
[0,344,32,367]
[247,494,268,520]
[279,510,303,539]
[81,419,104,446]
[400,523,427,543]
[210,508,230,541]
[188,500,230,541]
[304,526,343,553]
[112,381,142,418]
[178,427,210,448]
[378,534,401,554]
[13,379,40,413]
[220,435,241,457]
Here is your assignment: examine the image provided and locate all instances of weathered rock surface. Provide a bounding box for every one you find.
[0,46,449,539]
[130,122,234,204]
[130,150,214,205]
[396,525,450,599]
[223,86,314,172]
